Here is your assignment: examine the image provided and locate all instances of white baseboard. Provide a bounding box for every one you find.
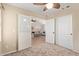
[0,50,17,56]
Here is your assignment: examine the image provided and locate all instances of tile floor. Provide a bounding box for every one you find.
[5,36,79,56]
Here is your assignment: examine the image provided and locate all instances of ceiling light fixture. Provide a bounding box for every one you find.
[24,19,26,22]
[46,3,53,9]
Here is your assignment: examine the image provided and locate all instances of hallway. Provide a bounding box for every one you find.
[5,36,79,56]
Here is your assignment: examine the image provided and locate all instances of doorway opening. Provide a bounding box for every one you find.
[31,18,46,47]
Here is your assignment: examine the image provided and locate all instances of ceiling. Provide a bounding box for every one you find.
[7,3,79,19]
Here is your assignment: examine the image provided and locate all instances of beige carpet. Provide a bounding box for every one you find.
[5,36,79,56]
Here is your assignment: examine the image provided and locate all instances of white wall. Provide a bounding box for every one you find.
[31,17,45,33]
[72,12,79,52]
[2,6,17,53]
[32,22,42,32]
[0,9,1,42]
[0,7,1,54]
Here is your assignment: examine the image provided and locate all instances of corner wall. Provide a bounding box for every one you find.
[1,4,44,54]
[72,12,79,52]
[0,4,1,55]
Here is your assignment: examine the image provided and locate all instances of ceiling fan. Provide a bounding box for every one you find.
[33,3,60,11]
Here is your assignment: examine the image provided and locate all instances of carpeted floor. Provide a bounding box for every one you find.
[5,36,79,56]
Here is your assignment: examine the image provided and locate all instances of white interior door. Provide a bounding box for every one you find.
[18,15,31,51]
[45,19,55,44]
[56,15,73,49]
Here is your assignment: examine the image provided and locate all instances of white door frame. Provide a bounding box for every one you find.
[17,14,32,51]
[54,18,56,44]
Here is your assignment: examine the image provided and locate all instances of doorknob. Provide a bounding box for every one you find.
[64,33,72,35]
[70,33,72,35]
[53,32,55,34]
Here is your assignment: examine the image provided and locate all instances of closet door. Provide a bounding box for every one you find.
[45,19,55,44]
[18,15,31,51]
[56,15,73,49]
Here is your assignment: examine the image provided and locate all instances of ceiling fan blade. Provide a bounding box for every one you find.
[33,3,47,5]
[1,3,5,9]
[53,3,60,9]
